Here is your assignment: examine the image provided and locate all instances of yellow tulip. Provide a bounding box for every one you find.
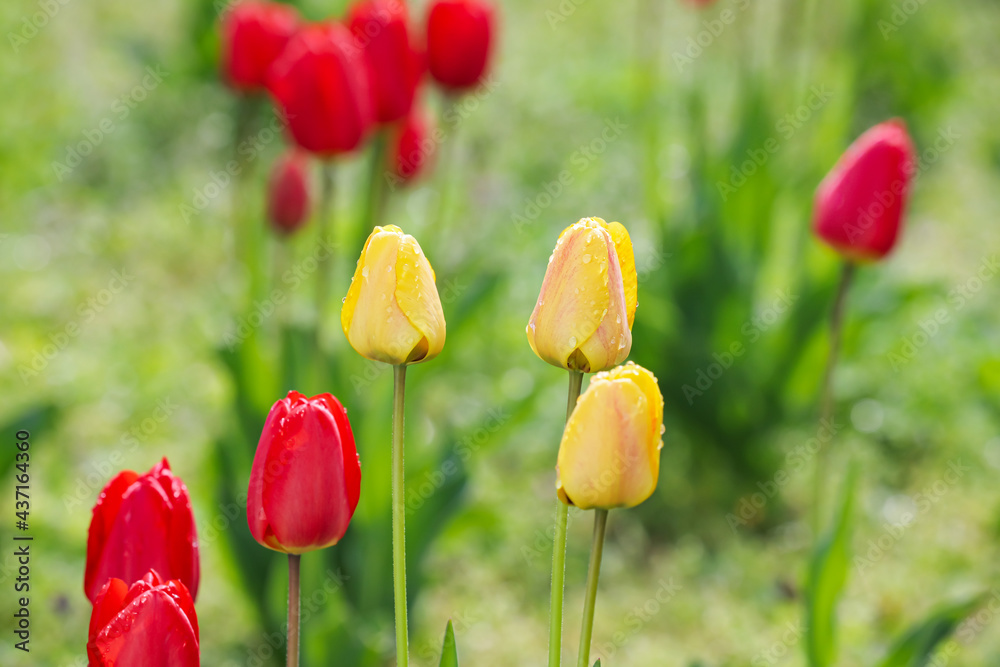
[341,225,446,365]
[526,217,637,373]
[556,362,664,510]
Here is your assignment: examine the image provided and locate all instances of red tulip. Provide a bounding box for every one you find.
[267,23,374,156]
[88,570,199,667]
[85,459,199,603]
[267,149,312,234]
[813,119,917,261]
[348,0,423,124]
[426,0,495,91]
[221,1,300,93]
[247,391,361,554]
[391,107,434,182]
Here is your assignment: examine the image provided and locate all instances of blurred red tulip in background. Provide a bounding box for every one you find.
[392,106,434,182]
[267,149,312,234]
[426,0,495,91]
[88,570,199,667]
[221,1,300,93]
[85,459,199,603]
[267,23,374,156]
[247,391,362,554]
[348,0,424,124]
[813,119,917,261]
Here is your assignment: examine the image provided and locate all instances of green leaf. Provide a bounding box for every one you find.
[593,661,602,667]
[439,620,458,667]
[805,467,857,667]
[876,596,985,667]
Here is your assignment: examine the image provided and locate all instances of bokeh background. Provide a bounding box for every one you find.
[3,0,1000,664]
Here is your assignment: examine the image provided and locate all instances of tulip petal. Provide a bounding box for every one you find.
[86,470,140,601]
[247,395,294,550]
[89,578,129,646]
[604,221,637,327]
[315,393,361,515]
[261,401,351,553]
[93,589,200,667]
[527,219,631,372]
[89,481,174,604]
[556,362,663,510]
[150,460,200,600]
[395,234,446,363]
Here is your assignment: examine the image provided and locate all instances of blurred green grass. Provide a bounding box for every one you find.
[2,0,1000,664]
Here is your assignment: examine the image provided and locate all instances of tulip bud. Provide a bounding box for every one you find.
[348,0,423,124]
[526,217,637,373]
[247,391,361,554]
[342,225,446,365]
[267,23,374,156]
[813,119,916,261]
[267,149,312,234]
[391,106,434,183]
[88,570,199,667]
[426,0,495,91]
[85,459,199,603]
[221,1,299,93]
[556,362,664,510]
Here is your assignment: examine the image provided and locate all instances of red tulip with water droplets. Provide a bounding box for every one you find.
[85,459,199,603]
[87,570,199,667]
[247,391,361,553]
[813,119,917,261]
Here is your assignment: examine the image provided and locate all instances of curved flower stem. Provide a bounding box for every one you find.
[392,364,410,667]
[287,553,301,667]
[577,509,609,667]
[812,260,855,532]
[548,370,585,667]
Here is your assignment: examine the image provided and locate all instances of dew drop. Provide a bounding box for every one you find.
[616,315,621,324]
[582,254,592,264]
[568,336,577,347]
[361,266,369,279]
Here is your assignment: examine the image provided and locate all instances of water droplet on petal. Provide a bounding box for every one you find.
[361,266,369,279]
[568,336,577,347]
[582,254,592,264]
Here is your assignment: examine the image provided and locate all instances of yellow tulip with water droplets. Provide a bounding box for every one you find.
[341,225,446,365]
[556,362,664,510]
[526,217,637,373]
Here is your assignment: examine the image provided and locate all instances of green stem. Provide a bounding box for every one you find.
[548,370,585,667]
[316,162,335,329]
[287,554,301,667]
[392,364,410,667]
[812,260,855,532]
[356,130,388,257]
[577,509,609,667]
